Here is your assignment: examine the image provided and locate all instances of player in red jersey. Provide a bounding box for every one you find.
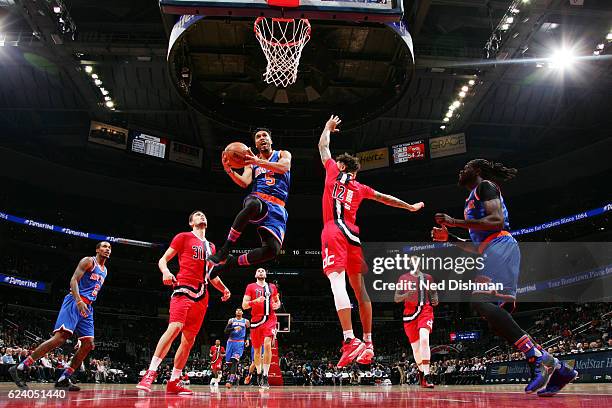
[137,210,231,395]
[318,115,425,368]
[395,267,439,388]
[242,267,281,389]
[209,339,225,388]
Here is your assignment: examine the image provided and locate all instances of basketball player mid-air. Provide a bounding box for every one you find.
[137,210,231,395]
[10,242,111,391]
[318,115,425,367]
[208,128,291,276]
[431,159,578,396]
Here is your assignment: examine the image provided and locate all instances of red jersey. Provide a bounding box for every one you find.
[169,232,216,288]
[322,159,375,229]
[245,282,278,321]
[209,345,225,363]
[397,273,434,315]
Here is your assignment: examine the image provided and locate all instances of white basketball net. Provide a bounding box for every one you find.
[254,17,311,88]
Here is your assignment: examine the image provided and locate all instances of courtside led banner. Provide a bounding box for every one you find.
[356,148,389,171]
[429,133,466,159]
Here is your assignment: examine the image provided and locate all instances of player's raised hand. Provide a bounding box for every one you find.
[409,202,425,212]
[221,151,231,171]
[244,148,260,166]
[271,300,281,310]
[162,270,177,286]
[325,115,341,132]
[435,213,455,226]
[431,225,449,242]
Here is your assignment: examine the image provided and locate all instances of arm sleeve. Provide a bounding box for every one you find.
[477,181,500,202]
[361,183,376,200]
[169,233,184,252]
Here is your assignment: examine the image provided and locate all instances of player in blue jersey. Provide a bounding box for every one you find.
[208,128,291,274]
[9,241,111,391]
[224,308,250,388]
[432,159,577,397]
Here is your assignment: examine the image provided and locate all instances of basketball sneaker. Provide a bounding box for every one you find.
[537,360,578,397]
[166,378,193,395]
[260,375,270,389]
[8,366,28,389]
[136,369,158,392]
[55,377,81,391]
[337,338,366,368]
[244,373,252,385]
[419,372,434,389]
[356,342,374,365]
[524,352,557,393]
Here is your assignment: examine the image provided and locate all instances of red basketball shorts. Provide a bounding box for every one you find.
[251,315,277,349]
[169,293,209,336]
[211,358,223,372]
[321,222,367,276]
[403,305,434,344]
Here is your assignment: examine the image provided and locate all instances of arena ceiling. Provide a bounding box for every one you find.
[0,0,611,173]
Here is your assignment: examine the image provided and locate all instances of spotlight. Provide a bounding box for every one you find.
[459,91,466,98]
[452,100,461,108]
[461,86,469,92]
[105,101,114,108]
[53,6,61,14]
[443,117,450,122]
[440,125,446,129]
[506,17,514,24]
[501,24,510,31]
[104,96,111,101]
[449,105,456,112]
[521,0,529,3]
[596,43,604,50]
[511,8,520,14]
[101,89,109,96]
[468,79,476,86]
[85,65,93,74]
[94,79,102,86]
[607,33,612,41]
[593,50,600,56]
[549,47,575,70]
[91,74,98,79]
[445,111,453,118]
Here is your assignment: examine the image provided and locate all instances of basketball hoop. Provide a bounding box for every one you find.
[254,17,311,88]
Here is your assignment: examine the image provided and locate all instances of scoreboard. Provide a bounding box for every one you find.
[391,140,426,164]
[129,131,168,159]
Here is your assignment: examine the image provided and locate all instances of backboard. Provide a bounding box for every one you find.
[160,0,403,22]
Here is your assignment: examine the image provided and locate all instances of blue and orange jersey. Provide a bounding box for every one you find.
[464,180,511,244]
[228,318,247,341]
[251,150,291,204]
[77,257,107,302]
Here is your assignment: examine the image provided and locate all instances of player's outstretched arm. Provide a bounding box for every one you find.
[371,191,424,212]
[318,115,341,165]
[222,151,253,188]
[245,150,291,174]
[71,257,94,317]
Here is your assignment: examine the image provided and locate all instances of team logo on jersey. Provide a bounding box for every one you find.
[322,247,335,268]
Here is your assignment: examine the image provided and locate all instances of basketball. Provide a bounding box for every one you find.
[224,142,249,168]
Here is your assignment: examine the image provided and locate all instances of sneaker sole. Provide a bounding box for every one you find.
[337,342,367,368]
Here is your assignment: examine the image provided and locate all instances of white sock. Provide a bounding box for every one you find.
[342,330,354,341]
[257,363,263,374]
[363,333,372,343]
[170,367,182,381]
[148,356,162,371]
[263,363,270,376]
[422,364,430,375]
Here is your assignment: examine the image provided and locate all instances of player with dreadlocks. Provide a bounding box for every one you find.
[431,159,578,397]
